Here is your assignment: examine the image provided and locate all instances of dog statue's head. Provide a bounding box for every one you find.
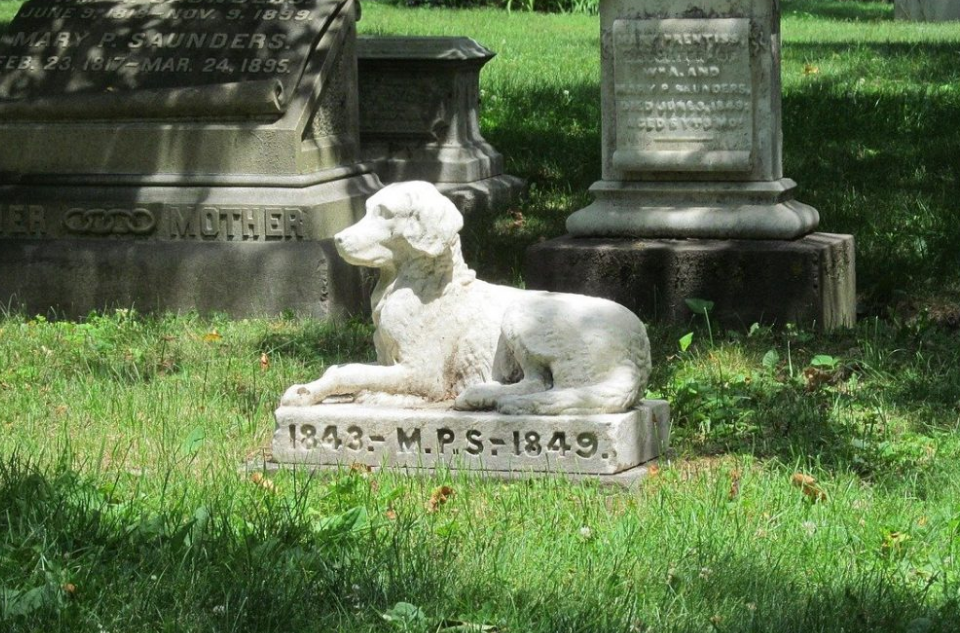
[335,182,464,268]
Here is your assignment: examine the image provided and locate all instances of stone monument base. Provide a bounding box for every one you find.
[358,36,525,216]
[0,239,365,319]
[565,179,820,240]
[0,170,379,318]
[895,0,960,21]
[272,400,670,476]
[525,233,856,331]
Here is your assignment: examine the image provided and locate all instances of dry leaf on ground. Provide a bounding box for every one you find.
[350,463,372,474]
[249,471,276,492]
[728,469,742,501]
[427,485,455,512]
[791,472,827,502]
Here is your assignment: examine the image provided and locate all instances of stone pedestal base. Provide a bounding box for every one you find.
[0,170,379,318]
[566,178,819,240]
[525,233,856,330]
[273,400,670,476]
[895,0,960,21]
[358,36,525,215]
[0,239,366,319]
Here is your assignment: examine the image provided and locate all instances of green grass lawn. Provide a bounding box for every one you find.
[3,1,960,631]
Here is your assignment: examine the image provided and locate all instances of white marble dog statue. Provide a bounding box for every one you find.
[281,181,652,416]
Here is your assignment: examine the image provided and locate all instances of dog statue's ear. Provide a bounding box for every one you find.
[402,186,464,258]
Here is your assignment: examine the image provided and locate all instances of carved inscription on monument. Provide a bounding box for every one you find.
[612,18,753,172]
[167,206,305,240]
[0,203,306,240]
[274,403,668,474]
[0,204,47,237]
[288,424,604,460]
[0,0,341,101]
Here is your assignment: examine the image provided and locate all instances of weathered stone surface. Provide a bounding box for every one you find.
[358,37,498,183]
[567,179,819,240]
[0,0,365,176]
[895,0,960,21]
[0,238,365,319]
[358,37,524,211]
[532,0,856,331]
[0,0,381,317]
[564,0,823,240]
[525,233,856,331]
[282,182,654,416]
[273,400,670,474]
[0,170,379,318]
[612,18,754,174]
[0,0,334,105]
[0,171,377,242]
[599,0,782,184]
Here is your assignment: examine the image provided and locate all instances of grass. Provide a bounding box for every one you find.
[2,308,960,632]
[2,0,960,631]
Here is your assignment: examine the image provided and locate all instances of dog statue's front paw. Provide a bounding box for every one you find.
[454,387,491,411]
[280,383,317,407]
[495,397,527,416]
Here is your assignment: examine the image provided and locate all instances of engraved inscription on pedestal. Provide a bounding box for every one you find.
[288,421,604,462]
[613,18,753,172]
[273,401,671,475]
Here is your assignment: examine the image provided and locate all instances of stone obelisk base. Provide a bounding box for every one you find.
[525,233,856,331]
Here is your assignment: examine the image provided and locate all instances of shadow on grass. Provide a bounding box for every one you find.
[783,0,894,22]
[648,318,960,496]
[3,455,959,633]
[666,541,960,633]
[256,318,376,365]
[782,46,960,306]
[0,455,457,632]
[467,79,601,282]
[0,456,332,631]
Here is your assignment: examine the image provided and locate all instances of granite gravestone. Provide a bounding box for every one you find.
[0,0,379,318]
[526,0,856,330]
[895,0,960,21]
[357,37,524,214]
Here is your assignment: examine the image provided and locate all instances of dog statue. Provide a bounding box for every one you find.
[281,182,652,416]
